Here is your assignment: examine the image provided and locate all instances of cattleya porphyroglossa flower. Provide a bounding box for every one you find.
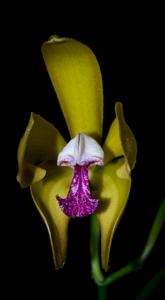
[17,35,137,271]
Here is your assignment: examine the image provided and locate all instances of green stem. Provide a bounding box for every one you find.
[136,268,165,300]
[97,286,107,300]
[90,197,165,287]
[139,197,165,263]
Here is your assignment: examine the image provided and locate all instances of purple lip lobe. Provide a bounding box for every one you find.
[56,164,99,218]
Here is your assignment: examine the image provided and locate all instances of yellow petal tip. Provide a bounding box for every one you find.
[46,35,69,44]
[103,102,137,169]
[17,112,66,188]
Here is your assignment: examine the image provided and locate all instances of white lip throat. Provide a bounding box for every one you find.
[57,133,104,167]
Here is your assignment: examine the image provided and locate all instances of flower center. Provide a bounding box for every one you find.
[56,133,104,218]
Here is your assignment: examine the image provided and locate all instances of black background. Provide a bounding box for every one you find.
[3,4,165,299]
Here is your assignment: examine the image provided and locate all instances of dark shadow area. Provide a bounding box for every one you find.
[3,7,165,300]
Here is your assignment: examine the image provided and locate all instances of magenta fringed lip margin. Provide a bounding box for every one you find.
[56,163,99,218]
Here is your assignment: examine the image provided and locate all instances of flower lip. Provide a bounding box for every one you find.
[56,133,104,218]
[56,164,99,218]
[57,133,104,167]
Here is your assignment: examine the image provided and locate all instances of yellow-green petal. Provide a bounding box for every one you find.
[103,102,137,168]
[41,35,103,141]
[31,163,72,269]
[91,158,131,271]
[17,113,66,188]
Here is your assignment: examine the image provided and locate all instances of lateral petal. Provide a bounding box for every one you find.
[30,163,72,269]
[17,113,65,187]
[103,102,137,169]
[91,158,131,271]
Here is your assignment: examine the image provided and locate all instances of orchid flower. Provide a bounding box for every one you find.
[17,35,137,272]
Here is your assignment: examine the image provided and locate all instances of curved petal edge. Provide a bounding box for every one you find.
[103,102,137,169]
[17,113,66,187]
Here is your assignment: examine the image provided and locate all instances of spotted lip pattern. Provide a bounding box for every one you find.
[56,163,99,218]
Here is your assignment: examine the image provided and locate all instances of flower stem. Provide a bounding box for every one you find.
[136,268,165,300]
[90,197,165,289]
[97,286,107,300]
[138,197,165,264]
